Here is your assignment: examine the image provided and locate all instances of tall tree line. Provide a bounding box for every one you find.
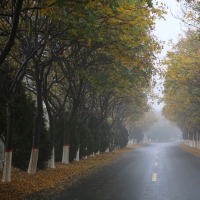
[162,0,200,140]
[0,0,162,182]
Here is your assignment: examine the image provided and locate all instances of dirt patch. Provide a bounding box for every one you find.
[0,144,146,200]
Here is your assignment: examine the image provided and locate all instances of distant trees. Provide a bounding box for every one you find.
[147,116,181,141]
[130,127,144,143]
[127,111,158,143]
[0,0,163,182]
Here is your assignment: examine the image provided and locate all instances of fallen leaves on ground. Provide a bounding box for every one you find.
[179,141,200,157]
[0,144,145,200]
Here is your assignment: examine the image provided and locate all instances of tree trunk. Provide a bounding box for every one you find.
[27,147,39,174]
[48,147,55,168]
[0,0,23,66]
[48,143,55,168]
[28,71,43,174]
[75,125,81,161]
[2,104,14,182]
[75,148,79,161]
[62,120,70,164]
[44,99,55,168]
[62,145,69,164]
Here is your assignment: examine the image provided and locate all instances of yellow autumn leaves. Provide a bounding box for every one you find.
[163,30,200,134]
[0,146,140,200]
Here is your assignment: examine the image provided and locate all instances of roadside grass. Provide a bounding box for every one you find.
[179,142,200,157]
[0,144,145,200]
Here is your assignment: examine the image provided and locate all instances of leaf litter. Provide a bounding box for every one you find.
[0,144,144,200]
[179,141,200,157]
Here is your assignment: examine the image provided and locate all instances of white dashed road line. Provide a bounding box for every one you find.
[152,173,157,181]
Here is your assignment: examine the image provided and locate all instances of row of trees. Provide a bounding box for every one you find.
[163,30,200,139]
[145,112,181,141]
[163,0,200,140]
[127,111,158,142]
[0,0,163,182]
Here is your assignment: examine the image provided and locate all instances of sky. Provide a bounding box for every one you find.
[151,0,184,111]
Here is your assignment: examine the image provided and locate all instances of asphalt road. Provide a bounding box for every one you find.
[32,141,200,200]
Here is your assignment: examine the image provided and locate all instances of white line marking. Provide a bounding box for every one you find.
[152,173,157,181]
[155,162,158,166]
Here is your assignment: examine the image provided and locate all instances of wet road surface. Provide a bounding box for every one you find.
[34,141,200,200]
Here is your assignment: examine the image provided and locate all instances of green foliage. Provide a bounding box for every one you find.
[37,122,53,170]
[54,115,79,162]
[99,122,112,152]
[80,125,96,157]
[162,30,200,136]
[79,116,103,157]
[0,84,52,171]
[0,63,13,143]
[11,87,52,170]
[0,139,4,161]
[118,125,128,148]
[54,115,64,162]
[130,127,144,143]
[0,105,6,143]
[79,116,128,157]
[0,0,161,173]
[69,119,79,162]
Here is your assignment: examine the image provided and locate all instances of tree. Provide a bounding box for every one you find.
[0,0,23,66]
[0,0,163,182]
[162,30,200,139]
[0,80,52,171]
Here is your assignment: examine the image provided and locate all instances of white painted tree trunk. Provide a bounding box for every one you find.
[27,148,39,174]
[83,148,87,159]
[62,144,69,164]
[105,148,109,152]
[96,151,99,155]
[143,134,148,143]
[48,147,55,168]
[90,152,95,157]
[75,148,79,161]
[2,151,12,182]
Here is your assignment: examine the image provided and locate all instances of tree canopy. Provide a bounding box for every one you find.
[0,0,164,182]
[162,30,200,139]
